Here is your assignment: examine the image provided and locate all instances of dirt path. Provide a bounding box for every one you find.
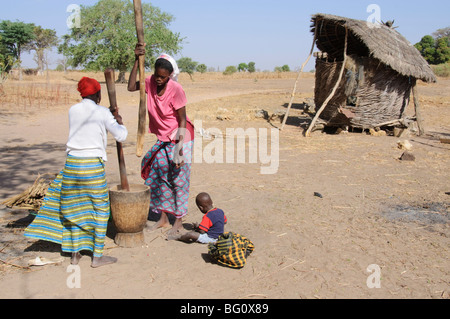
[0,73,448,299]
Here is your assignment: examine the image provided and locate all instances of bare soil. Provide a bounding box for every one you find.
[0,72,448,299]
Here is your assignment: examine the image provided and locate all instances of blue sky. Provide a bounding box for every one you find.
[1,0,449,71]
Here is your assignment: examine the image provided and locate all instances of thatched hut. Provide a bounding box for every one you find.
[310,13,436,132]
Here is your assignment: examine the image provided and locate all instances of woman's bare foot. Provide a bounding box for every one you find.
[167,218,184,236]
[146,212,171,231]
[71,252,82,265]
[91,256,117,268]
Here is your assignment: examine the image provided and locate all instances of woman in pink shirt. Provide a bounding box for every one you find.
[128,44,194,236]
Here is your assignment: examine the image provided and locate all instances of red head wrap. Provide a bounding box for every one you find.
[77,77,101,97]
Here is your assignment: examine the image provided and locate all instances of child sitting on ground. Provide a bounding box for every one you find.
[168,192,227,244]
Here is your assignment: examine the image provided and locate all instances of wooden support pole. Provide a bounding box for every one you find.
[305,25,349,137]
[411,81,425,136]
[280,22,318,131]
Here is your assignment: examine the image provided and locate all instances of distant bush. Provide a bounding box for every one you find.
[55,64,65,72]
[238,63,248,72]
[274,65,290,72]
[196,64,207,73]
[248,62,256,73]
[223,65,237,75]
[432,62,450,77]
[23,68,38,75]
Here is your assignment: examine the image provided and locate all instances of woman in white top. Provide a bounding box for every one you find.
[25,77,127,268]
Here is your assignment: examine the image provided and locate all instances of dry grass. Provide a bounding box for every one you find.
[8,70,304,84]
[0,82,79,110]
[0,70,307,111]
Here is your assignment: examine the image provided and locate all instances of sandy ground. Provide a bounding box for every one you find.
[0,72,448,300]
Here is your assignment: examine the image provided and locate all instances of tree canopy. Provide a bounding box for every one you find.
[0,20,35,79]
[432,27,450,40]
[238,63,248,72]
[0,20,35,61]
[59,0,184,81]
[415,27,450,65]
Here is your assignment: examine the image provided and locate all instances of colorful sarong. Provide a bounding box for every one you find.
[24,156,110,257]
[141,140,193,218]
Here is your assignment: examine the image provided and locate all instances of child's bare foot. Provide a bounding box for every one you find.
[91,256,117,268]
[71,252,82,265]
[167,233,182,241]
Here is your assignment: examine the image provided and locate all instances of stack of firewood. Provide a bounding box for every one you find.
[1,173,56,211]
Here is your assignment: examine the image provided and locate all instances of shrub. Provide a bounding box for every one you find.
[223,65,237,75]
[274,65,290,72]
[248,62,256,73]
[432,62,450,77]
[196,63,207,73]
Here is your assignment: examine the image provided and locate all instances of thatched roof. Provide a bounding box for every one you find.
[311,13,437,83]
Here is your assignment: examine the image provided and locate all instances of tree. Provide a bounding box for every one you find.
[0,34,14,73]
[25,26,59,76]
[415,31,450,65]
[0,35,17,94]
[248,61,256,73]
[59,0,183,82]
[177,57,198,80]
[415,35,437,64]
[57,57,70,74]
[434,37,450,64]
[0,20,35,80]
[238,63,248,72]
[196,63,207,73]
[432,27,450,40]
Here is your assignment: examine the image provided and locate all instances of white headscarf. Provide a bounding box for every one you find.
[157,54,180,82]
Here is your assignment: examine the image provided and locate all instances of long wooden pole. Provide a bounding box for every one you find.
[133,0,146,157]
[280,22,318,131]
[104,68,130,192]
[411,80,425,136]
[305,25,349,137]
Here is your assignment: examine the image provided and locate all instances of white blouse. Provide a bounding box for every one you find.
[66,99,128,161]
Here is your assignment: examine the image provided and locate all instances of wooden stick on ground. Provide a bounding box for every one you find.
[280,21,318,131]
[305,25,349,137]
[0,258,30,270]
[133,0,147,157]
[1,173,54,210]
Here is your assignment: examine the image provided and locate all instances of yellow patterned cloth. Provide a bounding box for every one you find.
[25,156,110,257]
[208,232,254,269]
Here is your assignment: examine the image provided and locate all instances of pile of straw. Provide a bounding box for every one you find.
[1,173,56,211]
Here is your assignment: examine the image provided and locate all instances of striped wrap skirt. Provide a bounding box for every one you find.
[141,140,193,219]
[24,155,110,257]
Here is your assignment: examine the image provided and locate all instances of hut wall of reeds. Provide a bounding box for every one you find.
[311,14,436,129]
